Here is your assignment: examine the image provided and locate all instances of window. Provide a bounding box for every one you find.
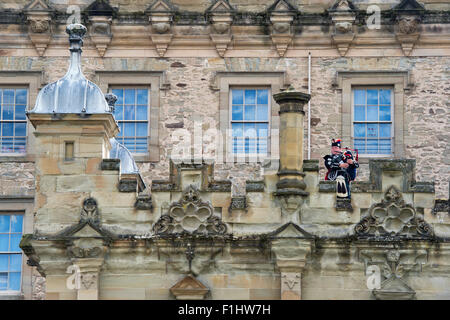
[0,214,23,292]
[231,88,270,155]
[111,87,149,153]
[352,87,393,155]
[0,88,27,154]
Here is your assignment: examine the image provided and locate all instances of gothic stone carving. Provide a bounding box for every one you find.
[228,196,247,212]
[268,0,297,57]
[328,0,356,56]
[68,246,103,259]
[80,198,100,225]
[25,0,54,56]
[153,185,227,235]
[146,0,174,57]
[360,249,427,300]
[355,186,433,239]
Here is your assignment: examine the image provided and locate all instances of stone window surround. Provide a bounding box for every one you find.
[0,196,34,300]
[96,71,169,162]
[335,71,413,163]
[212,71,290,163]
[0,71,43,162]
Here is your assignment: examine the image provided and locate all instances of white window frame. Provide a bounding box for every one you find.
[228,86,272,160]
[0,211,24,295]
[351,86,395,157]
[109,85,151,156]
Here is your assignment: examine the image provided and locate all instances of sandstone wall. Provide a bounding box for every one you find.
[0,55,448,198]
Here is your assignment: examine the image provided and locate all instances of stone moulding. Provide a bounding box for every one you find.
[24,0,55,57]
[170,274,209,300]
[206,0,235,57]
[146,0,175,57]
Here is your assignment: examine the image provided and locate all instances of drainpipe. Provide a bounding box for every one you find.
[307,52,311,160]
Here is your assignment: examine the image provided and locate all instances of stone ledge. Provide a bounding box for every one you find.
[319,181,336,192]
[303,160,319,172]
[336,198,353,212]
[101,159,120,171]
[246,181,265,192]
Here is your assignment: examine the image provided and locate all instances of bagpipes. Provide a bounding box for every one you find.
[341,146,358,181]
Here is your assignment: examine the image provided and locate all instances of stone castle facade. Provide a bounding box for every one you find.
[0,0,448,300]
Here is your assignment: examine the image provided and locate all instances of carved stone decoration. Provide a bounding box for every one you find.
[281,273,301,300]
[393,0,425,56]
[359,249,427,300]
[134,192,153,210]
[24,0,54,56]
[68,246,103,258]
[328,0,356,57]
[170,274,210,300]
[80,273,98,290]
[355,186,434,239]
[267,0,297,57]
[153,185,227,235]
[206,0,235,57]
[228,196,247,212]
[89,16,112,57]
[80,198,100,225]
[146,0,175,57]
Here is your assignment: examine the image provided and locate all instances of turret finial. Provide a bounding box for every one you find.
[66,23,87,51]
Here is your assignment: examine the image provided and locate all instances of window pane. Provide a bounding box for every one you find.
[14,138,26,153]
[244,123,256,138]
[135,138,148,153]
[354,123,365,137]
[232,105,243,121]
[366,140,378,154]
[244,105,255,121]
[354,90,365,105]
[112,89,123,105]
[136,89,148,105]
[367,106,378,121]
[136,123,147,137]
[354,106,365,121]
[258,138,268,155]
[124,105,135,120]
[14,123,26,137]
[1,138,13,153]
[124,89,135,105]
[257,89,269,104]
[0,255,7,271]
[232,89,243,104]
[380,123,391,137]
[114,105,123,120]
[15,89,27,105]
[379,106,391,121]
[2,104,13,120]
[256,123,268,137]
[245,138,257,154]
[233,138,244,154]
[8,272,21,291]
[2,123,13,137]
[256,105,268,121]
[367,124,378,138]
[123,123,135,137]
[0,234,8,251]
[232,123,243,137]
[0,216,10,233]
[3,90,14,104]
[379,139,392,154]
[10,215,22,233]
[0,273,7,290]
[380,89,391,105]
[9,234,21,252]
[245,90,256,104]
[15,105,26,120]
[10,254,22,272]
[136,106,147,120]
[367,89,378,105]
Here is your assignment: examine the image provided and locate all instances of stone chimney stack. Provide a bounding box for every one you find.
[273,87,311,196]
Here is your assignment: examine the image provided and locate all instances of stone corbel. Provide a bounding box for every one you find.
[271,238,313,300]
[328,0,357,57]
[269,13,295,57]
[207,0,235,57]
[88,16,113,57]
[395,15,421,56]
[24,0,54,56]
[67,241,108,300]
[146,0,175,57]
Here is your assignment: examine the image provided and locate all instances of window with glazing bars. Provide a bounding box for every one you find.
[0,88,27,153]
[230,88,270,155]
[111,88,149,153]
[0,214,23,292]
[352,88,393,155]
